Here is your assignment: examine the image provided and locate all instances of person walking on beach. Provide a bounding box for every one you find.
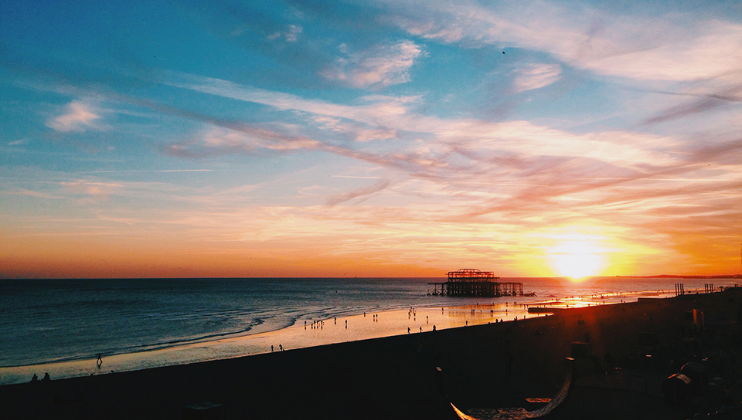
[408,327,410,334]
[96,353,103,369]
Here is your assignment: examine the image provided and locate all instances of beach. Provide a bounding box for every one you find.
[2,277,726,386]
[2,287,740,420]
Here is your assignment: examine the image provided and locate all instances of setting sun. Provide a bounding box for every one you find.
[549,241,606,280]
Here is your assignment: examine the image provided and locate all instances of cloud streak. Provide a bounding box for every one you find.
[512,63,561,92]
[326,180,391,205]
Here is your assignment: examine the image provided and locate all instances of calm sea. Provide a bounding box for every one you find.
[0,277,738,372]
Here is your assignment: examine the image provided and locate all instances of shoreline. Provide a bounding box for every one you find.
[0,301,537,385]
[0,286,698,386]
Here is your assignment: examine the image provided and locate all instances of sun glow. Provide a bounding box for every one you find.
[549,241,606,280]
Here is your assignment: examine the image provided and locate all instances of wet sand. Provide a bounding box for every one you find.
[1,289,740,420]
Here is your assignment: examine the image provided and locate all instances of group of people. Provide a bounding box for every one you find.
[307,320,325,329]
[30,372,50,383]
[30,353,104,383]
[408,325,436,333]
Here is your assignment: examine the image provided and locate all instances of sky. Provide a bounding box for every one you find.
[1,0,741,279]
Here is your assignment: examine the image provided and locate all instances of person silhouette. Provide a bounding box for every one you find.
[41,373,50,382]
[96,353,103,369]
[30,374,38,382]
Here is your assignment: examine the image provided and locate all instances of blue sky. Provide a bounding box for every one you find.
[2,0,741,278]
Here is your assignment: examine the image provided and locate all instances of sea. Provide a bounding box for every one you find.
[1,276,739,385]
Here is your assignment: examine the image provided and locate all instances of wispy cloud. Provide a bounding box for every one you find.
[643,84,742,125]
[1,189,63,199]
[80,169,215,174]
[60,180,121,199]
[46,101,104,132]
[326,179,391,205]
[312,116,397,141]
[163,127,323,158]
[267,24,303,42]
[512,63,561,92]
[320,41,423,89]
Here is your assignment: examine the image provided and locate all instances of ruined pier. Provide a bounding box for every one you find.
[430,268,523,297]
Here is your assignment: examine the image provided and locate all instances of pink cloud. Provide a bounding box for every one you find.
[320,41,423,89]
[46,101,103,132]
[512,63,561,92]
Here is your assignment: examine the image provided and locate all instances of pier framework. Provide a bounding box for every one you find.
[430,269,523,297]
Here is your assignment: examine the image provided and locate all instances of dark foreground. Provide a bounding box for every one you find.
[2,289,741,420]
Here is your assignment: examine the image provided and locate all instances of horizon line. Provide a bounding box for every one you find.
[2,274,741,280]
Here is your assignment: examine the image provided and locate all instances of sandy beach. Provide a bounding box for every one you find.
[1,288,740,420]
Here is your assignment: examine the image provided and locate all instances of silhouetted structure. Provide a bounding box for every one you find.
[429,269,523,297]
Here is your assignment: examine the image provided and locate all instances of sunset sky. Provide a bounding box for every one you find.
[2,0,741,278]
